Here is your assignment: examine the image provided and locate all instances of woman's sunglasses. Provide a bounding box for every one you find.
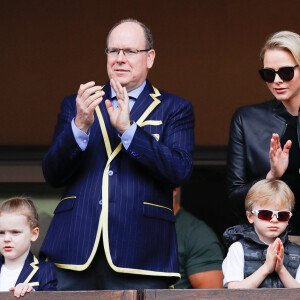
[251,209,292,222]
[259,65,299,83]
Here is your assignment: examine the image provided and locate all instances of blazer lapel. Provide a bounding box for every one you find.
[99,83,114,138]
[16,252,39,285]
[96,83,121,154]
[130,81,157,122]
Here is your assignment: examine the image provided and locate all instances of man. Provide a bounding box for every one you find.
[173,188,224,288]
[40,19,195,290]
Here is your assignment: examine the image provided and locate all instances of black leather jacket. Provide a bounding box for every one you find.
[227,99,300,233]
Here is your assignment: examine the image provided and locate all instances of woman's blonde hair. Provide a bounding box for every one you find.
[245,179,295,211]
[0,197,39,228]
[260,31,300,66]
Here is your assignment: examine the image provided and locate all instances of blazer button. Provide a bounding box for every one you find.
[99,200,102,205]
[130,150,137,157]
[108,170,114,176]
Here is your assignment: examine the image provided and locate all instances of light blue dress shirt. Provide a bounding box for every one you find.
[72,81,146,151]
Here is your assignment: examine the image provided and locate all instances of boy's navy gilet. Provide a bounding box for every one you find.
[223,224,300,288]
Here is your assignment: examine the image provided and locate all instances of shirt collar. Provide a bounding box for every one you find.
[110,81,146,99]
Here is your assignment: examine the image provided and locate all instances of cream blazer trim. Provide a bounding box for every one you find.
[140,120,162,127]
[24,256,39,284]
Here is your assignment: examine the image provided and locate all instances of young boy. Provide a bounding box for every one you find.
[0,197,57,297]
[223,179,300,288]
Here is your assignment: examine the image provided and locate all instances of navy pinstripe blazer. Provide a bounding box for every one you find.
[0,252,57,291]
[40,80,194,279]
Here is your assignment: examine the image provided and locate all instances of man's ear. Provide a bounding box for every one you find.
[147,49,155,69]
[246,211,254,224]
[31,227,39,242]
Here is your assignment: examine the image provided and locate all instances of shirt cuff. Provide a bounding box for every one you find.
[71,118,90,151]
[121,121,137,150]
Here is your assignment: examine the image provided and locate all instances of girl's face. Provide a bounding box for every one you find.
[246,202,290,245]
[0,213,39,267]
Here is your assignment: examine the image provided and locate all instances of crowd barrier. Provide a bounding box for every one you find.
[0,290,138,300]
[143,288,300,300]
[1,289,300,300]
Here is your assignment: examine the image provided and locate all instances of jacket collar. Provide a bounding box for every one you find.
[243,224,290,246]
[273,98,300,121]
[224,223,291,248]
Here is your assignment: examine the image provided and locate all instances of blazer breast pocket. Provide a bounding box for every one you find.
[54,196,76,214]
[140,120,162,141]
[143,202,175,223]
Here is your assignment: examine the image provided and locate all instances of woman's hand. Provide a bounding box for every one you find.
[266,133,291,179]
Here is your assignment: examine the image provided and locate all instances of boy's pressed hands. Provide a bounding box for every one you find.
[10,283,33,298]
[275,239,285,273]
[265,238,285,275]
[264,240,278,274]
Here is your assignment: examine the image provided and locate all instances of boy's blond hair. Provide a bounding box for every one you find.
[0,197,39,229]
[245,179,295,212]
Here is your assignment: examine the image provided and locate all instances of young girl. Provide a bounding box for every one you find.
[0,197,57,297]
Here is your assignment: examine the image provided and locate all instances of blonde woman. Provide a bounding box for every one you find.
[227,31,300,236]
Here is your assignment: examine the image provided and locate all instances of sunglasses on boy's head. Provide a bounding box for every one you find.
[259,65,299,83]
[251,209,292,222]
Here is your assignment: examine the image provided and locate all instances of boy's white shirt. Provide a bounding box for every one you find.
[0,265,23,291]
[222,242,244,287]
[222,241,300,287]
